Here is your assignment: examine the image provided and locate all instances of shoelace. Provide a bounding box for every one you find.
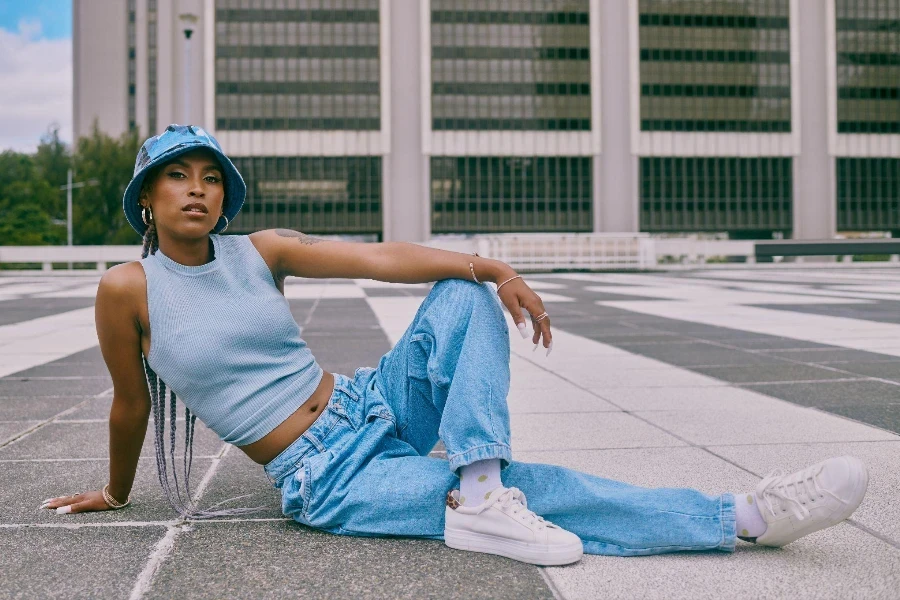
[757,463,838,521]
[496,487,551,530]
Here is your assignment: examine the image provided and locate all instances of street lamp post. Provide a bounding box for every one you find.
[178,4,200,123]
[59,168,99,270]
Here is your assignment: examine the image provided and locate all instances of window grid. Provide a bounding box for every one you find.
[430,0,591,131]
[148,0,157,135]
[227,156,382,235]
[835,0,900,134]
[640,157,792,233]
[215,0,381,131]
[837,158,900,231]
[638,0,792,133]
[431,156,592,233]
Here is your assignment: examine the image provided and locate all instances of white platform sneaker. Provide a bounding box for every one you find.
[749,455,869,547]
[444,486,583,566]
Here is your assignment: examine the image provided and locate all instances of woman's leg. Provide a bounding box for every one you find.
[343,278,735,556]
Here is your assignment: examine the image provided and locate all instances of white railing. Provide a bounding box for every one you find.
[474,233,656,271]
[0,246,143,273]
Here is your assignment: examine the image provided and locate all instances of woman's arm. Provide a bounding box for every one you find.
[42,264,150,513]
[252,228,552,350]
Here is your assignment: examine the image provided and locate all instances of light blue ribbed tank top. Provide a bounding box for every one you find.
[140,233,324,445]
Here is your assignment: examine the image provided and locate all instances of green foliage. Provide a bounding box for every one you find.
[0,121,145,246]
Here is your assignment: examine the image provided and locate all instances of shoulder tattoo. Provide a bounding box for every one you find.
[274,229,325,245]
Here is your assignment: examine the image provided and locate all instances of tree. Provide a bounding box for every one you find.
[70,121,143,245]
[0,150,65,245]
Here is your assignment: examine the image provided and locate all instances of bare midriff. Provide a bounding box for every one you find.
[236,371,335,465]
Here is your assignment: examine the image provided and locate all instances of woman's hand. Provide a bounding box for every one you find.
[39,491,113,514]
[495,275,553,356]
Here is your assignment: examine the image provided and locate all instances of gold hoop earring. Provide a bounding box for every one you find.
[218,214,229,233]
[141,206,153,225]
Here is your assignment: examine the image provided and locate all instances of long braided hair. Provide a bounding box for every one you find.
[138,169,265,519]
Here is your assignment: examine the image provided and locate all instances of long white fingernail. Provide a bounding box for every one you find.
[56,506,71,514]
[516,323,528,339]
[546,341,553,357]
[40,502,51,509]
[532,343,538,352]
[42,497,55,504]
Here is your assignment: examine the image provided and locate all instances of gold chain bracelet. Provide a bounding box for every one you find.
[102,483,131,509]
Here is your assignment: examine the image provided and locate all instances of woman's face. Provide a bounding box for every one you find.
[139,148,226,237]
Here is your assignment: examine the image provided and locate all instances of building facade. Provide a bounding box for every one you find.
[73,0,900,242]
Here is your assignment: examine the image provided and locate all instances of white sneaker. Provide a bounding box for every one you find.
[444,486,583,566]
[750,455,869,547]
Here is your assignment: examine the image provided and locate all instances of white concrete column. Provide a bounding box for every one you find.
[793,0,835,240]
[384,0,427,243]
[596,0,638,232]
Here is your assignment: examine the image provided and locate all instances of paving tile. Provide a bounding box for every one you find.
[635,403,900,446]
[545,524,900,600]
[710,441,900,545]
[144,520,554,600]
[611,342,782,368]
[0,421,225,460]
[0,395,87,421]
[0,378,112,399]
[743,380,900,407]
[198,448,284,520]
[836,361,900,382]
[591,386,789,412]
[818,404,900,436]
[759,348,900,364]
[0,526,166,598]
[0,456,213,524]
[505,387,620,414]
[513,447,756,496]
[510,412,685,452]
[0,297,96,327]
[0,421,38,444]
[693,364,857,384]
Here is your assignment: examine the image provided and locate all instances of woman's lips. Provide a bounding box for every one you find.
[183,209,207,218]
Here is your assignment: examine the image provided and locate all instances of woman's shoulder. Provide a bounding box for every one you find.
[98,261,146,305]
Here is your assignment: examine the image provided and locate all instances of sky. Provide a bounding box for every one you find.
[0,0,73,153]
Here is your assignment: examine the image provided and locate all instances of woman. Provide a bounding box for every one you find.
[39,125,869,565]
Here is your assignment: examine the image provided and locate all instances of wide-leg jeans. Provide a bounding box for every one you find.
[264,278,737,556]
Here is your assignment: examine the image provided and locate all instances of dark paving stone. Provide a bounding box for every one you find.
[0,526,165,598]
[61,395,185,420]
[145,521,555,600]
[199,449,284,520]
[0,456,213,524]
[0,421,37,444]
[364,288,429,297]
[743,380,900,408]
[759,348,900,364]
[818,403,900,435]
[11,361,110,378]
[0,396,87,421]
[715,338,832,350]
[0,378,112,399]
[618,342,782,367]
[834,361,900,382]
[0,421,225,460]
[0,296,95,327]
[695,364,862,384]
[754,301,900,326]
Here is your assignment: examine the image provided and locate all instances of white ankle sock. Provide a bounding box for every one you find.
[458,459,502,506]
[734,491,768,539]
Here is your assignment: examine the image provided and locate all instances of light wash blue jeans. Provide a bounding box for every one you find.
[264,278,737,556]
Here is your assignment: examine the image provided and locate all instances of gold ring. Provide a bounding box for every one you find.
[534,312,549,322]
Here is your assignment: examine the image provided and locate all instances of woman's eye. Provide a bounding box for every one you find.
[205,176,221,183]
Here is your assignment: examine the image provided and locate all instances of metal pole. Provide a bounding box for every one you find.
[67,168,73,270]
[184,31,192,122]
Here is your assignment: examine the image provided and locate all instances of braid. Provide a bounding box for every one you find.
[141,220,158,259]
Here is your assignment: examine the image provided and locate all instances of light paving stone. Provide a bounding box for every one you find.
[513,446,756,495]
[0,421,39,444]
[710,441,900,544]
[0,395,87,421]
[505,386,620,414]
[510,412,686,452]
[590,385,791,412]
[635,403,900,446]
[544,524,900,600]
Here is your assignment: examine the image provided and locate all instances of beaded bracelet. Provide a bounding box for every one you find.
[102,483,131,509]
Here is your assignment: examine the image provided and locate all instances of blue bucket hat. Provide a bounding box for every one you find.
[123,124,246,237]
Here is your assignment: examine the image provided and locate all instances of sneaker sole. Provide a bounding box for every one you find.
[444,528,583,566]
[760,456,870,547]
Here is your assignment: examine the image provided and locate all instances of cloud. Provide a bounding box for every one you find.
[0,19,71,153]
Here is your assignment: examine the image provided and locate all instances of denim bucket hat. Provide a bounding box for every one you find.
[123,124,246,237]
